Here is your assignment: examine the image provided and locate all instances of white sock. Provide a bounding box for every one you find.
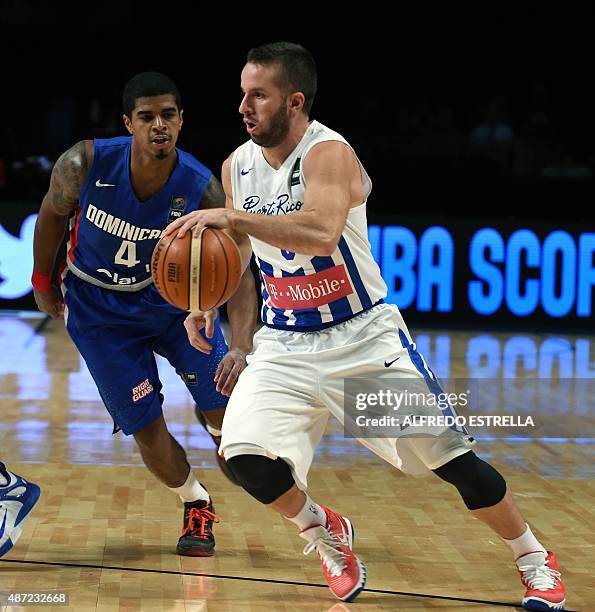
[503,524,547,567]
[205,423,222,437]
[285,495,326,531]
[168,470,210,504]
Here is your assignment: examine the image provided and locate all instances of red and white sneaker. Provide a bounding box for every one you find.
[518,551,566,610]
[300,506,366,602]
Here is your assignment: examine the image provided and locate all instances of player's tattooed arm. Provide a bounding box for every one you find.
[45,140,94,216]
[33,140,93,318]
[199,175,226,210]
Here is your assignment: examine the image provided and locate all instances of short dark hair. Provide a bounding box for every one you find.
[246,42,317,115]
[122,71,182,117]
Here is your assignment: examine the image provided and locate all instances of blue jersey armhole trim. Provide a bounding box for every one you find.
[79,139,100,196]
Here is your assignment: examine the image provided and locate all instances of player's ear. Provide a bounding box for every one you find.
[288,92,305,113]
[179,109,184,130]
[123,114,133,135]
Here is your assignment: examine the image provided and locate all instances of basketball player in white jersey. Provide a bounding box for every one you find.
[166,43,565,609]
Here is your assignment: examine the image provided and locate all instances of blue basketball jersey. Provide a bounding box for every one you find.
[66,136,212,290]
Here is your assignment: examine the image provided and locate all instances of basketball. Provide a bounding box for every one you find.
[151,227,243,311]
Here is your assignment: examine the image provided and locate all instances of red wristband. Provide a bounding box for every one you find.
[31,270,52,293]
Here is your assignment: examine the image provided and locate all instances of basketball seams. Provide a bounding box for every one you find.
[209,228,230,308]
[190,229,202,312]
[160,235,179,308]
[151,240,163,295]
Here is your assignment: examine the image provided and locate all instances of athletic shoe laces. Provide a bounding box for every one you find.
[183,506,219,539]
[303,528,347,578]
[519,561,561,591]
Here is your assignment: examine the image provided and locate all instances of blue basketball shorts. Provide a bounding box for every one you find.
[62,271,228,435]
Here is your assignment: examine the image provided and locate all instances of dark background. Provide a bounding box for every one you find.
[1,6,593,325]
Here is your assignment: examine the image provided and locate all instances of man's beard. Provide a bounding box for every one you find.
[251,101,290,148]
[155,150,169,160]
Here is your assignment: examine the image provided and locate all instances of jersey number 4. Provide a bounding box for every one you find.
[115,240,140,267]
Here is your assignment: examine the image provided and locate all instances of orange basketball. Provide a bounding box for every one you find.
[151,227,243,311]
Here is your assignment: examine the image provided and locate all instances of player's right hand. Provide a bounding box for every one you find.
[164,208,233,239]
[33,287,64,319]
[184,309,217,354]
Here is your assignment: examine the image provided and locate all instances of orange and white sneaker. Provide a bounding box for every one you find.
[300,506,366,602]
[518,551,566,610]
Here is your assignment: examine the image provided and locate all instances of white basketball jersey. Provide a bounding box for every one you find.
[231,120,387,330]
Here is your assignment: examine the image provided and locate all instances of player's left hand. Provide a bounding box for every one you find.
[164,209,233,239]
[214,348,247,396]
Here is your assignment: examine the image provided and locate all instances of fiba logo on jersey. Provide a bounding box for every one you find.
[167,196,186,224]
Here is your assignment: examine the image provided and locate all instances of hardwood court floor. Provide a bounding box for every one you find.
[0,316,593,611]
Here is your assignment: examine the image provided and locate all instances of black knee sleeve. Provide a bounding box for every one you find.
[226,454,295,504]
[433,451,506,510]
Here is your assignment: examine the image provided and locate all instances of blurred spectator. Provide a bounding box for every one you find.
[88,88,121,138]
[44,98,74,151]
[422,104,464,175]
[397,105,424,156]
[541,149,593,179]
[10,155,53,198]
[513,82,561,177]
[469,95,514,175]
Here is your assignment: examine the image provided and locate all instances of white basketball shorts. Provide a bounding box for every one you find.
[220,303,474,490]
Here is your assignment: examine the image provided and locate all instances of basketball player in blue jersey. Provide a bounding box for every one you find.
[167,45,566,608]
[31,72,257,557]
